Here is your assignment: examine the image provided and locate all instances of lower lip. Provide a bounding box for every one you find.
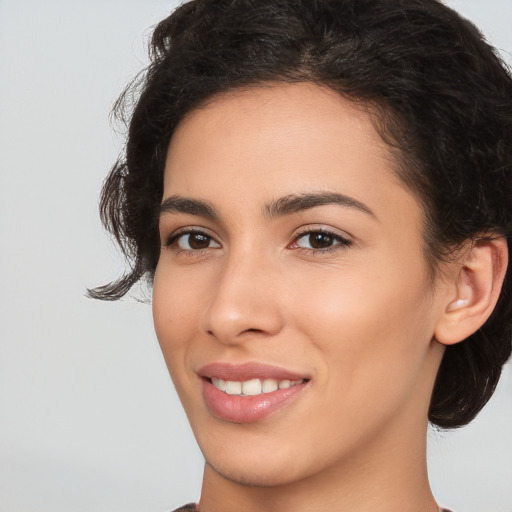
[202,379,308,423]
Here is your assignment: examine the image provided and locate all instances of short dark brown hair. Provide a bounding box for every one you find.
[91,0,512,428]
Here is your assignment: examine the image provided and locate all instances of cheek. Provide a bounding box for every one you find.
[289,258,435,398]
[292,284,434,449]
[152,265,202,377]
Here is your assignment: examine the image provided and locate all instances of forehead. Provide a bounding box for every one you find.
[163,82,421,230]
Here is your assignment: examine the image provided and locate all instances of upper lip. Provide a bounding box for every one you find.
[199,362,309,382]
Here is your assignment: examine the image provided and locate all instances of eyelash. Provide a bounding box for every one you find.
[163,227,352,256]
[164,228,220,255]
[290,228,352,255]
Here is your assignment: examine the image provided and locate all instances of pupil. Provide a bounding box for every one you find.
[310,232,333,249]
[189,233,210,249]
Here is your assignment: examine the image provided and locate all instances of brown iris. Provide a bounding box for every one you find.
[188,233,212,249]
[308,232,335,249]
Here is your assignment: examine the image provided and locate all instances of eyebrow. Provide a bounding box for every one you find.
[159,195,218,219]
[159,191,375,220]
[263,192,375,219]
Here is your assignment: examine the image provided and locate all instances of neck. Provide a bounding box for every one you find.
[198,415,438,512]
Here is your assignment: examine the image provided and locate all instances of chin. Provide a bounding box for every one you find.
[197,426,331,488]
[207,456,306,488]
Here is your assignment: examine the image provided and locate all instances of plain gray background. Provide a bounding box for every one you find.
[0,1,511,511]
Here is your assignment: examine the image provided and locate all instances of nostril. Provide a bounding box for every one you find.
[200,291,285,343]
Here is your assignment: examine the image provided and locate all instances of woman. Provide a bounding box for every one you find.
[91,0,512,510]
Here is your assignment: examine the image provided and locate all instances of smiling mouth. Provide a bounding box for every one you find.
[209,377,307,396]
[199,362,310,422]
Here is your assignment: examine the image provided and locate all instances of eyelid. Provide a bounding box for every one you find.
[161,224,352,253]
[293,224,353,241]
[163,226,221,248]
[289,225,353,252]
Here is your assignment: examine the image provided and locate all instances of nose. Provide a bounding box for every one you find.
[200,251,285,344]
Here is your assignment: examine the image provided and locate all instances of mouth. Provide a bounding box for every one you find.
[199,362,310,423]
[209,377,306,396]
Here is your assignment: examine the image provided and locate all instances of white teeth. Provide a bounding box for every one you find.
[211,377,226,392]
[241,379,262,396]
[211,377,304,396]
[278,379,291,389]
[225,381,242,395]
[262,378,279,393]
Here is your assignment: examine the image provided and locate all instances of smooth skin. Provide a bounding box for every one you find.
[152,83,507,512]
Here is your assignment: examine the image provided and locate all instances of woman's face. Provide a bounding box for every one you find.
[153,83,447,487]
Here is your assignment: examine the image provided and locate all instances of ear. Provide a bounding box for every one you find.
[434,237,508,346]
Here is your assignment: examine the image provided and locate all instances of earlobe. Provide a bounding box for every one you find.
[435,237,508,346]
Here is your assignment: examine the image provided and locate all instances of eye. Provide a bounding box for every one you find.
[292,229,351,252]
[167,230,221,252]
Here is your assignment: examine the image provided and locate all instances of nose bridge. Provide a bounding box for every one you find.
[200,244,283,343]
